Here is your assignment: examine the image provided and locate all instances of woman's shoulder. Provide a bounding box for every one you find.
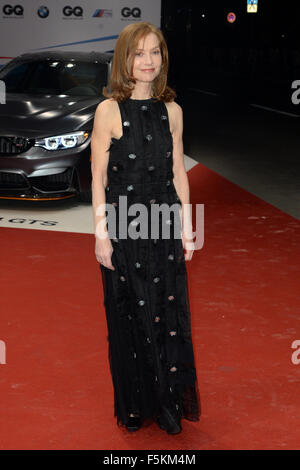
[164,100,183,120]
[94,98,119,121]
[96,97,118,112]
[93,99,121,136]
[165,99,182,111]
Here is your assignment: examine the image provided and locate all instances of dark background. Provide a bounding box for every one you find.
[161,0,300,109]
[159,0,300,220]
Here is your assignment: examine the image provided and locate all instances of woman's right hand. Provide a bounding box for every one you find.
[95,236,115,270]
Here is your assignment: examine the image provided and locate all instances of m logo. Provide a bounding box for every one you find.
[93,9,112,18]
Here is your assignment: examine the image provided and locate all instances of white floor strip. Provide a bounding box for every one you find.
[250,103,299,117]
[184,154,198,172]
[0,199,94,234]
[0,155,199,234]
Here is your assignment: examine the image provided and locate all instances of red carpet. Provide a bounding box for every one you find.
[0,162,299,450]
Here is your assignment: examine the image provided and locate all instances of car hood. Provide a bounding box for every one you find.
[0,93,104,138]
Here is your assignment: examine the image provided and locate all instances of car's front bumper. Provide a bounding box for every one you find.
[0,140,91,200]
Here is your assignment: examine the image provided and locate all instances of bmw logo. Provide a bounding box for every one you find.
[37,6,49,18]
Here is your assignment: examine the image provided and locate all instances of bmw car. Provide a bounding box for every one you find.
[0,50,113,202]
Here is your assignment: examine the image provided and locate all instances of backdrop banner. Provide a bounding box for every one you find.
[0,0,161,67]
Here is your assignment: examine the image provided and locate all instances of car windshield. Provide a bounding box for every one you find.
[0,59,108,96]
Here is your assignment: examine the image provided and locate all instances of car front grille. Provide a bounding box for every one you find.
[0,168,75,192]
[30,168,74,191]
[0,136,34,155]
[0,171,28,188]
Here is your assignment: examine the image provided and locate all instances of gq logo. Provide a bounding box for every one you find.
[63,5,83,17]
[121,7,141,19]
[2,4,24,15]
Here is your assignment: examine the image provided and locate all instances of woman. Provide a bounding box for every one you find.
[91,21,201,434]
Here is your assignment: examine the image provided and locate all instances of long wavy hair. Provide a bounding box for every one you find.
[102,22,176,102]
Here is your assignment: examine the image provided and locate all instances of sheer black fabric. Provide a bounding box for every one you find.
[99,97,201,429]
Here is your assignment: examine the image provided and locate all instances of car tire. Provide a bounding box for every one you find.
[79,189,92,203]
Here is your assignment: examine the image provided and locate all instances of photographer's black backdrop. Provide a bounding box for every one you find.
[161,0,300,106]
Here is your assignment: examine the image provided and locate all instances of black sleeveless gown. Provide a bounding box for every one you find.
[99,97,201,430]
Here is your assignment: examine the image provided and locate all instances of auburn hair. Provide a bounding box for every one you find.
[102,22,176,102]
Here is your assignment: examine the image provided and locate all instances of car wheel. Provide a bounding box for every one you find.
[79,190,92,203]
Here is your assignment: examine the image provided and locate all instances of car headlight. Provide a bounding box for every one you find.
[34,131,89,150]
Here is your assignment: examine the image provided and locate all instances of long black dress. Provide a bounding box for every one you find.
[99,96,201,430]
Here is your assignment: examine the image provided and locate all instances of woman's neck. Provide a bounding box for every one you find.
[130,83,152,100]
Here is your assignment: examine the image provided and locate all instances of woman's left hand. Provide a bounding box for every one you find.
[181,232,195,261]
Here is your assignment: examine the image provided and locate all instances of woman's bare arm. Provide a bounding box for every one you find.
[90,99,115,269]
[166,101,194,259]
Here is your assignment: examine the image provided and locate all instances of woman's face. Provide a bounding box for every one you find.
[131,32,162,84]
